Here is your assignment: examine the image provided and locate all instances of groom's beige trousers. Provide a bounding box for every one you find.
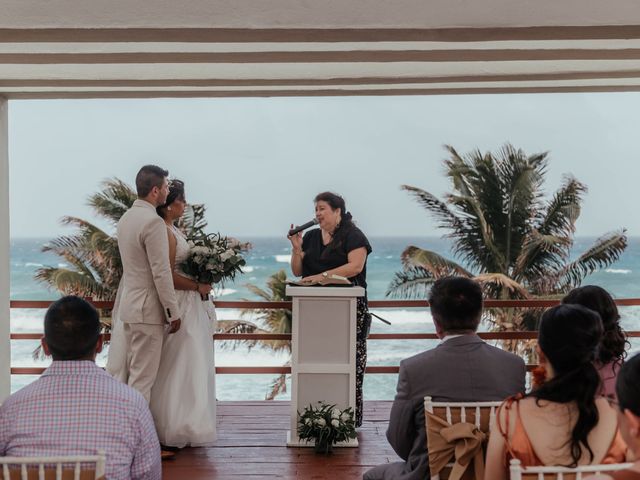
[123,323,164,403]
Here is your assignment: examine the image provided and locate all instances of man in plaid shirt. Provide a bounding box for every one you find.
[0,296,161,480]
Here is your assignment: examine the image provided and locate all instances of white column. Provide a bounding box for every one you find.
[0,96,9,402]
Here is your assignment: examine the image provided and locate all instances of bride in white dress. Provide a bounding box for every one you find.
[149,179,217,447]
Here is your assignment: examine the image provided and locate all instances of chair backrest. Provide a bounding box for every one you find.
[0,453,106,480]
[509,458,635,480]
[424,396,503,480]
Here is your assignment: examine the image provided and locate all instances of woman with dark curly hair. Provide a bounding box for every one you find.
[288,191,372,427]
[563,285,629,398]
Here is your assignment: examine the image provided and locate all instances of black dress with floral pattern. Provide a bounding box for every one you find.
[301,224,372,427]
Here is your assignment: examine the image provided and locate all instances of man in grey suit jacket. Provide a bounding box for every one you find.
[110,165,181,404]
[364,277,525,480]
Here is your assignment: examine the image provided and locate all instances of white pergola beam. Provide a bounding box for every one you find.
[0,96,9,402]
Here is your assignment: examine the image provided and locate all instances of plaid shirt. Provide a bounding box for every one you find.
[0,361,161,480]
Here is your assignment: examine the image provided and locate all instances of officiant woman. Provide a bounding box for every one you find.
[288,191,372,427]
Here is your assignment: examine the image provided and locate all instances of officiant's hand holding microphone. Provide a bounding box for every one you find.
[288,219,318,278]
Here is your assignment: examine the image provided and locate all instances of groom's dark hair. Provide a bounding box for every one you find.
[428,277,483,333]
[44,296,101,360]
[136,165,169,197]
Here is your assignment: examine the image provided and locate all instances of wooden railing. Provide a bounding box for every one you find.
[9,298,640,376]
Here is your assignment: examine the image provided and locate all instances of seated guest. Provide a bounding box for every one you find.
[0,296,161,480]
[364,276,525,480]
[563,285,629,398]
[484,304,626,480]
[586,352,640,480]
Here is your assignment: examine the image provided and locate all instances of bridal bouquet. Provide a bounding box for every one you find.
[297,402,357,454]
[181,233,247,289]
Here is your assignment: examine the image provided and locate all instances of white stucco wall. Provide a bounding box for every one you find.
[2,0,640,29]
[0,97,9,402]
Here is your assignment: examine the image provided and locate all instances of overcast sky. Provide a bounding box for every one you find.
[7,92,640,239]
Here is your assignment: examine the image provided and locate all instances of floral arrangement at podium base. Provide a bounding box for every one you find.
[297,402,357,454]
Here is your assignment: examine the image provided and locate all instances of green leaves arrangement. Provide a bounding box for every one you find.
[182,233,247,285]
[297,402,357,453]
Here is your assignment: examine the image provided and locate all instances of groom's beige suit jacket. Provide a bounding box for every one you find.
[117,199,179,325]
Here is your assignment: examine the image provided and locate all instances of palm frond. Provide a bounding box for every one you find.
[496,146,547,267]
[400,185,466,232]
[34,267,107,298]
[512,230,570,282]
[87,178,137,225]
[473,273,530,299]
[178,203,208,237]
[245,284,274,302]
[536,176,587,238]
[386,266,439,299]
[265,368,290,400]
[400,246,473,277]
[550,230,628,292]
[441,146,510,273]
[239,270,292,356]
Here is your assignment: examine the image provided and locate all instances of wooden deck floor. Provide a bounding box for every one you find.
[162,401,399,480]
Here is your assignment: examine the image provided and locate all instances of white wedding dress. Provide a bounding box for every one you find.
[149,226,217,447]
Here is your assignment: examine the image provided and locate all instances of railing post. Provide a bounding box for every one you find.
[0,96,9,402]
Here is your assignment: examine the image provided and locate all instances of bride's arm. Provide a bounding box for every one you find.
[166,228,211,295]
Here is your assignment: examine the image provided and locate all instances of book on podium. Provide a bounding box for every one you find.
[286,274,352,286]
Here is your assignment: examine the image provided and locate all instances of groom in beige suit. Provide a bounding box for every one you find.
[115,165,181,403]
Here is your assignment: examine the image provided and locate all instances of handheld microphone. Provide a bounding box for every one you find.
[288,218,319,237]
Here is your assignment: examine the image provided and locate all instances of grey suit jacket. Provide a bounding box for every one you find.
[117,199,179,325]
[364,334,525,480]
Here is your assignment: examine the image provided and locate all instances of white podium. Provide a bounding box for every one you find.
[285,285,364,447]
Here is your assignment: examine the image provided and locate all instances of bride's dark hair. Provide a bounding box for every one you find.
[156,179,185,219]
[528,304,604,467]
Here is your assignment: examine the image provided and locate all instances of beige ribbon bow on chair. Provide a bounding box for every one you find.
[426,411,487,480]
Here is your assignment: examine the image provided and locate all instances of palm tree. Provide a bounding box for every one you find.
[219,270,292,400]
[388,144,627,348]
[35,178,136,300]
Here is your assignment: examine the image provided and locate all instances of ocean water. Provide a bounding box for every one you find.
[9,236,640,399]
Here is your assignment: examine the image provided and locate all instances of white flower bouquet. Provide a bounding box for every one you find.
[181,233,247,296]
[297,402,357,454]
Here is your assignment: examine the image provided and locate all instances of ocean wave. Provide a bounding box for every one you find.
[57,263,68,268]
[242,266,255,273]
[606,268,632,274]
[215,288,237,297]
[215,346,289,366]
[24,262,44,268]
[10,309,45,333]
[275,254,291,263]
[369,309,433,325]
